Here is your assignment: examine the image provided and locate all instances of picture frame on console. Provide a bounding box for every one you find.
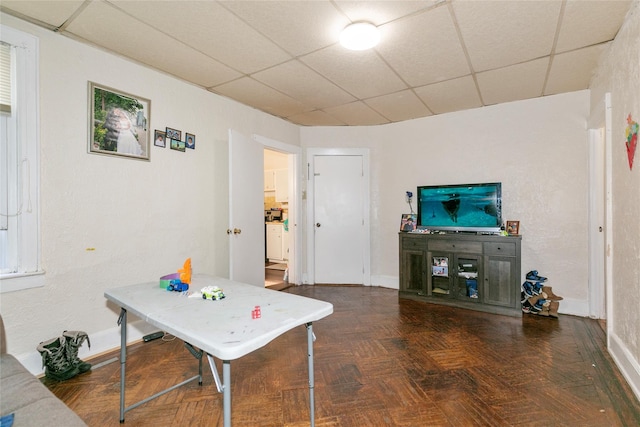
[506,220,520,235]
[400,214,417,232]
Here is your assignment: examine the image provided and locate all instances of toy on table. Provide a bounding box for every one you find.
[160,258,192,291]
[201,285,225,301]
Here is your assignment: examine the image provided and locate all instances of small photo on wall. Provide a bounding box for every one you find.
[154,130,166,148]
[166,127,181,140]
[185,133,196,149]
[170,138,185,152]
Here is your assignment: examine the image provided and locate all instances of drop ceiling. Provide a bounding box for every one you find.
[1,0,631,126]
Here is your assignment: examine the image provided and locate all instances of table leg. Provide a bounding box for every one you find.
[117,308,127,423]
[223,360,231,427]
[306,322,315,427]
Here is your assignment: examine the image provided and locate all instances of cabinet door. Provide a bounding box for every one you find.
[264,170,275,191]
[483,256,516,307]
[275,169,288,202]
[454,254,482,302]
[400,249,426,294]
[282,229,289,260]
[266,224,283,260]
[427,252,453,297]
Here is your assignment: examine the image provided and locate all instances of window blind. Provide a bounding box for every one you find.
[0,43,11,114]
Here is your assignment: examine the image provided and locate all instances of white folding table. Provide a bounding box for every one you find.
[104,275,333,426]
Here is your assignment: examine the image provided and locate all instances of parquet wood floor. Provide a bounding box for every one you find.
[43,286,640,426]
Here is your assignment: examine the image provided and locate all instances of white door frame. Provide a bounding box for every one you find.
[587,127,606,319]
[305,148,371,285]
[587,92,614,327]
[253,134,301,285]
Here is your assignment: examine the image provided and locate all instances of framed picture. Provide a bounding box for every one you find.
[154,130,166,148]
[400,213,417,232]
[88,82,150,160]
[185,133,196,149]
[170,138,185,152]
[506,220,520,235]
[166,127,181,141]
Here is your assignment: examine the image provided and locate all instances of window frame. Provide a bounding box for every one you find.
[0,24,42,292]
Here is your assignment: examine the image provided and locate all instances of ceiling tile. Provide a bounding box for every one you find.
[415,75,482,114]
[453,0,562,72]
[555,0,631,52]
[252,60,356,109]
[545,43,609,96]
[323,101,389,126]
[476,58,549,107]
[211,77,313,119]
[1,0,84,28]
[334,0,438,25]
[2,0,630,126]
[287,110,347,127]
[377,4,470,87]
[112,1,291,74]
[220,0,349,57]
[365,90,432,122]
[301,44,407,99]
[64,1,240,87]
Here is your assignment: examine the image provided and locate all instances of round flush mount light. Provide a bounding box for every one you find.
[339,22,380,51]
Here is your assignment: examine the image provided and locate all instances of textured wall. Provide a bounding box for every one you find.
[0,13,299,366]
[301,90,590,313]
[590,1,640,396]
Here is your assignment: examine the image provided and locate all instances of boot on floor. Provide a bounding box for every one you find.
[63,330,92,373]
[37,336,79,381]
[542,286,563,301]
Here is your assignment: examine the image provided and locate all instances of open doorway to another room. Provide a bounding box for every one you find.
[264,148,290,290]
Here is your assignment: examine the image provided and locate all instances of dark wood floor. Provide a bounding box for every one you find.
[43,286,640,426]
[265,264,290,291]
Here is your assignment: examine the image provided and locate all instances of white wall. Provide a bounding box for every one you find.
[301,90,591,314]
[589,1,640,401]
[0,13,299,373]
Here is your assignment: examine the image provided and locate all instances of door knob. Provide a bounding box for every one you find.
[316,223,321,227]
[233,228,242,234]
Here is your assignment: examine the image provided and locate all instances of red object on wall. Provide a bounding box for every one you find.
[625,114,638,170]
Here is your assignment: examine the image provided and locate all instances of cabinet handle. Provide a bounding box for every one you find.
[316,223,321,228]
[233,228,242,235]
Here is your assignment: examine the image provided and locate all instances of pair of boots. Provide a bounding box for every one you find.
[521,294,559,318]
[36,330,91,381]
[523,270,564,301]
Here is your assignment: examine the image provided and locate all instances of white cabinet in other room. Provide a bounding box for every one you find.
[266,224,283,261]
[275,169,288,202]
[282,228,289,261]
[264,170,275,191]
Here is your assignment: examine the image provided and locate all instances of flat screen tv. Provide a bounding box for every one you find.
[417,182,502,233]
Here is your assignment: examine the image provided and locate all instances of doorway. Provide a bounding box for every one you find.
[306,148,371,285]
[264,148,290,289]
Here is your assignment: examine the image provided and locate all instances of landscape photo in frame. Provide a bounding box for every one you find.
[88,82,151,160]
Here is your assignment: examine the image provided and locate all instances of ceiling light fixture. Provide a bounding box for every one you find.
[339,22,380,51]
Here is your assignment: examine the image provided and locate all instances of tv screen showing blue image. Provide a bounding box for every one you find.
[417,182,502,233]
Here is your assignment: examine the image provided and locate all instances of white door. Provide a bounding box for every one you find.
[229,129,264,286]
[312,154,367,284]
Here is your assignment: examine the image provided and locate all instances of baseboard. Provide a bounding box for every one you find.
[16,318,159,376]
[556,298,590,317]
[609,331,640,402]
[371,274,398,289]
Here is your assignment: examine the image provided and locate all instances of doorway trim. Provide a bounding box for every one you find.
[587,92,613,326]
[253,134,301,285]
[305,148,371,285]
